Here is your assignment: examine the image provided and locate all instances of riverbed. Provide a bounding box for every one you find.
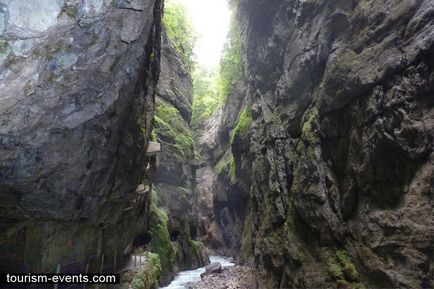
[160,256,235,289]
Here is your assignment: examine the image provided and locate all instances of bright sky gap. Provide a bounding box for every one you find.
[171,0,231,68]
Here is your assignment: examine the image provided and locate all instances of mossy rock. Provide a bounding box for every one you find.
[336,250,360,282]
[144,252,161,280]
[301,107,319,146]
[215,153,236,185]
[130,259,160,289]
[327,257,345,280]
[229,155,236,185]
[155,101,194,160]
[148,191,174,283]
[215,154,231,176]
[231,107,251,145]
[323,248,363,288]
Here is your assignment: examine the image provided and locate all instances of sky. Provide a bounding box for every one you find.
[172,0,231,68]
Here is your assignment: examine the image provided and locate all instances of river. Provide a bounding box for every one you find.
[160,255,235,289]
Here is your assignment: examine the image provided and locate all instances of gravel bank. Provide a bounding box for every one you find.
[187,264,253,289]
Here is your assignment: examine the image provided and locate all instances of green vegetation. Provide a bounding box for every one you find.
[163,0,196,73]
[231,107,251,144]
[148,191,173,283]
[336,250,360,282]
[173,232,207,268]
[155,101,194,160]
[191,67,222,126]
[150,130,157,142]
[214,154,236,185]
[191,5,242,127]
[215,154,232,175]
[229,156,236,185]
[144,252,161,279]
[217,3,242,102]
[301,107,319,146]
[191,240,205,252]
[323,248,365,289]
[215,154,231,176]
[191,240,206,264]
[131,257,160,289]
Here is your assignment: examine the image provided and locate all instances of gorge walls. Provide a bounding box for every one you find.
[154,32,208,284]
[195,79,252,256]
[0,0,163,273]
[231,0,434,288]
[0,1,432,289]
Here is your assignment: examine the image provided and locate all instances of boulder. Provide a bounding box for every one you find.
[200,262,222,279]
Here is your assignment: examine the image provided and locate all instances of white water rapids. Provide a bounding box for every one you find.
[159,255,235,289]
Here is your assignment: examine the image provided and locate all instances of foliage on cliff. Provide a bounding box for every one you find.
[163,0,196,73]
[130,262,158,289]
[148,191,173,284]
[130,255,160,289]
[155,101,194,160]
[231,107,251,145]
[217,5,242,101]
[191,67,222,126]
[191,5,242,127]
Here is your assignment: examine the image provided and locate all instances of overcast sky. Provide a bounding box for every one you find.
[172,0,231,68]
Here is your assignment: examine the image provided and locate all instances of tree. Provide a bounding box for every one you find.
[163,1,197,73]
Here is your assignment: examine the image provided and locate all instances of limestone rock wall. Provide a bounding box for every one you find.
[154,33,208,283]
[233,0,434,288]
[195,80,251,256]
[0,0,163,273]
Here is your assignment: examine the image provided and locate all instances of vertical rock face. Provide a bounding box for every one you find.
[233,0,433,288]
[0,0,163,273]
[195,80,251,256]
[154,33,208,282]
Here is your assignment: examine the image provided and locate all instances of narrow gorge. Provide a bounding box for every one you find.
[0,0,433,289]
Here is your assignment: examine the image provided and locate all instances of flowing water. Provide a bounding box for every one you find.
[160,255,235,289]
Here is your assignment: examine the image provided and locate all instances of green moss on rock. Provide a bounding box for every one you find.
[191,240,206,257]
[301,107,319,146]
[229,155,236,185]
[215,155,231,176]
[336,250,360,282]
[231,107,251,144]
[150,130,157,141]
[214,153,236,185]
[144,252,161,280]
[155,101,194,160]
[323,248,364,289]
[148,191,173,283]
[130,259,160,289]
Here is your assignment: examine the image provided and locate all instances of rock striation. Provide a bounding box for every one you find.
[0,0,163,274]
[231,0,434,288]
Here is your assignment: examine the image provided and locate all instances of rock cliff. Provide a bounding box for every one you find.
[154,32,208,284]
[195,79,251,257]
[0,0,163,273]
[232,0,434,288]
